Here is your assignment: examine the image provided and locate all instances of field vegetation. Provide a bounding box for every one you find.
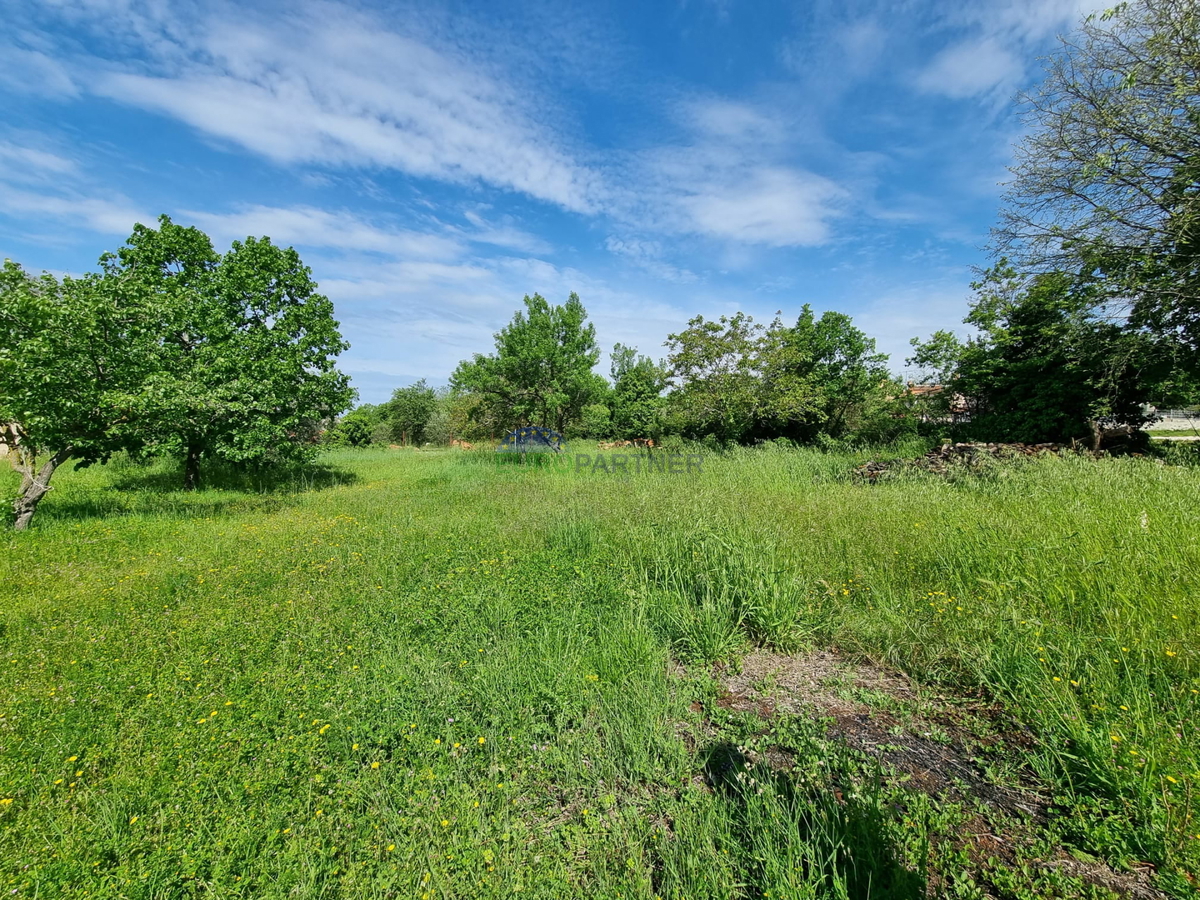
[2,445,1197,898]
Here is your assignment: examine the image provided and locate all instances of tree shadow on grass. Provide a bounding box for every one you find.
[28,458,359,526]
[692,741,926,900]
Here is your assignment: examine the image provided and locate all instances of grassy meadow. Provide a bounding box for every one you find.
[1,444,1198,898]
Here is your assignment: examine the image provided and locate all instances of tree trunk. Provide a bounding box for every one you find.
[12,447,72,531]
[1088,418,1103,453]
[184,442,202,490]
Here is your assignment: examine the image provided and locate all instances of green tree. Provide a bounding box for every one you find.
[760,305,891,441]
[385,380,438,446]
[664,308,890,444]
[663,313,763,442]
[997,0,1200,367]
[608,343,668,440]
[325,404,382,447]
[106,217,353,488]
[421,388,455,446]
[450,293,601,434]
[910,264,1167,445]
[0,262,160,529]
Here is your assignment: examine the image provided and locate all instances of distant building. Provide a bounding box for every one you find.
[0,423,19,459]
[905,383,970,418]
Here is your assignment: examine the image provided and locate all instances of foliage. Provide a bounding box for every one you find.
[1,217,353,527]
[607,343,668,440]
[385,379,438,446]
[760,305,892,442]
[422,388,455,446]
[997,0,1200,373]
[664,307,892,444]
[451,294,602,434]
[567,402,612,440]
[0,261,163,528]
[111,217,353,488]
[663,312,765,442]
[910,263,1168,443]
[324,405,383,447]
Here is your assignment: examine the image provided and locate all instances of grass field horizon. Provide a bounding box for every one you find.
[2,444,1198,898]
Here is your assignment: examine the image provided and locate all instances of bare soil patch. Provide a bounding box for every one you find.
[688,648,1166,899]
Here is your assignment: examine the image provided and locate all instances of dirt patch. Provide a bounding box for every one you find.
[693,649,1166,899]
[711,650,1044,819]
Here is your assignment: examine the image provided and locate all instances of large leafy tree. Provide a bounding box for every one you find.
[760,305,891,441]
[324,404,384,447]
[663,313,763,442]
[608,343,668,439]
[997,0,1200,366]
[0,262,161,529]
[2,216,353,528]
[107,217,353,488]
[451,293,602,434]
[385,379,438,445]
[664,308,890,443]
[910,264,1168,445]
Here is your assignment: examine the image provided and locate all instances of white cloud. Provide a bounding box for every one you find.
[915,37,1022,99]
[181,205,464,259]
[620,98,847,248]
[915,0,1108,100]
[680,167,844,247]
[0,141,78,179]
[77,3,603,214]
[459,210,551,255]
[0,43,77,98]
[0,184,150,235]
[604,235,698,283]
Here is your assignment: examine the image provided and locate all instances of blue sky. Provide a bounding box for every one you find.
[1,0,1100,403]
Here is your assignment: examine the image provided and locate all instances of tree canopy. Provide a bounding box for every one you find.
[450,293,602,434]
[909,263,1171,445]
[385,380,438,446]
[997,0,1200,368]
[664,307,893,444]
[2,216,352,528]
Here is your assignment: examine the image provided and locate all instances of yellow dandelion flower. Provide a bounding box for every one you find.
[353,743,360,750]
[371,762,381,769]
[441,819,449,827]
[478,737,486,745]
[387,844,395,852]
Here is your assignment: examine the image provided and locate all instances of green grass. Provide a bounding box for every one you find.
[1,445,1198,898]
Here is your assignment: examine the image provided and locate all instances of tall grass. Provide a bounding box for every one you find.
[1,445,1197,897]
